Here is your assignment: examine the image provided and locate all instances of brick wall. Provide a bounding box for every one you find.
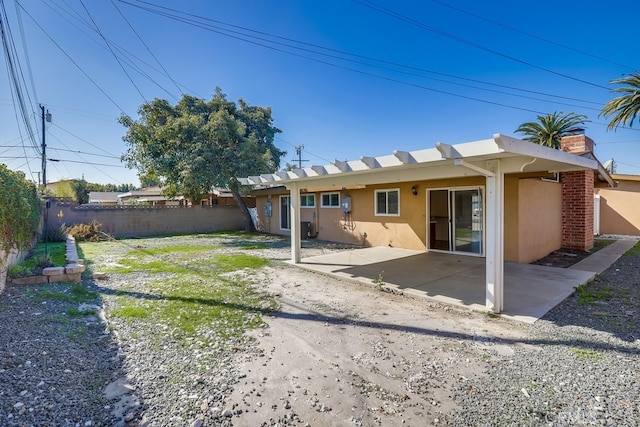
[561,170,594,251]
[559,134,596,251]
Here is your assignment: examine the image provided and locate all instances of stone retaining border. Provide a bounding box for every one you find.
[11,235,85,285]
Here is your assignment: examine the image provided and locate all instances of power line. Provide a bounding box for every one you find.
[353,0,610,90]
[16,0,126,113]
[428,0,637,71]
[50,123,122,158]
[110,0,183,97]
[79,0,147,102]
[119,0,608,111]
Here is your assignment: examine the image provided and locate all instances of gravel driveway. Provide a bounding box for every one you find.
[0,234,638,426]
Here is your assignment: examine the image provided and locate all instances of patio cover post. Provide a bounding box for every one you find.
[485,159,504,313]
[289,183,301,263]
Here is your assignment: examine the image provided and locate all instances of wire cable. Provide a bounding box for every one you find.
[79,0,147,102]
[15,0,126,113]
[428,0,637,71]
[353,0,610,90]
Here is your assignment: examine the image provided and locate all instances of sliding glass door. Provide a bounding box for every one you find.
[429,187,483,255]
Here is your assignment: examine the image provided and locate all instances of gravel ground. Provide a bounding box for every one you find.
[448,248,640,426]
[0,235,638,426]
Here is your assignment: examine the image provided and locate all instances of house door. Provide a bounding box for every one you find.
[428,187,483,255]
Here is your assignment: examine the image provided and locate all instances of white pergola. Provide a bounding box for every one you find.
[239,134,602,313]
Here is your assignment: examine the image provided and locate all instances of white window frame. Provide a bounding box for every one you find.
[321,192,340,208]
[279,195,290,230]
[300,193,316,208]
[375,188,400,216]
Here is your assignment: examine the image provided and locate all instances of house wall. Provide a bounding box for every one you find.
[47,199,245,238]
[255,174,565,263]
[595,178,640,236]
[255,177,486,250]
[517,178,562,263]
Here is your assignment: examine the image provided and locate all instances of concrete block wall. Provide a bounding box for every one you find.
[47,200,245,238]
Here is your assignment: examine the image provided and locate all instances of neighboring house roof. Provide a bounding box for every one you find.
[611,173,640,182]
[239,134,609,189]
[88,192,120,204]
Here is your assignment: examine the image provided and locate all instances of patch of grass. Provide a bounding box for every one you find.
[626,241,640,255]
[104,258,191,275]
[576,282,616,305]
[110,300,153,319]
[209,253,269,272]
[239,243,268,250]
[66,307,96,317]
[8,242,66,278]
[127,244,222,257]
[26,284,98,304]
[81,235,278,346]
[68,327,87,343]
[570,348,601,360]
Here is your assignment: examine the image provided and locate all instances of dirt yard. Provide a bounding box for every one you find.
[225,263,528,426]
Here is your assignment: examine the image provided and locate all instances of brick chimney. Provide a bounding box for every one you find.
[560,132,594,154]
[559,133,594,251]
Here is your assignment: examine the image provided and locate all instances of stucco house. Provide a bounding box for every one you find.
[239,133,617,314]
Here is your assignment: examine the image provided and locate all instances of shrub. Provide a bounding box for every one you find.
[45,223,68,243]
[0,165,41,254]
[68,219,103,242]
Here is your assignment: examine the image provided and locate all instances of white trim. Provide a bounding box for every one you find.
[374,188,400,217]
[300,193,316,208]
[279,195,291,231]
[427,186,485,256]
[321,191,341,208]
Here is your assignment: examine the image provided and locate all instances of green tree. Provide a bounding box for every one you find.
[600,73,640,130]
[120,88,284,231]
[71,179,92,204]
[515,112,589,149]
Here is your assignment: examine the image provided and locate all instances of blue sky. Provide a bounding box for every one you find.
[1,0,639,186]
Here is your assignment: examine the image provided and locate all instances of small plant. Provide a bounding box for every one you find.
[570,348,601,360]
[8,263,30,279]
[373,271,385,290]
[45,223,68,243]
[35,253,53,269]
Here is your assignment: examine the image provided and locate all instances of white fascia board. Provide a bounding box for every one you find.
[493,134,596,170]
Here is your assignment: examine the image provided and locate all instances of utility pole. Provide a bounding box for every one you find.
[40,104,51,187]
[292,145,308,169]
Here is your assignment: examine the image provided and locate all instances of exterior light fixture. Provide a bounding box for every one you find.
[411,185,418,196]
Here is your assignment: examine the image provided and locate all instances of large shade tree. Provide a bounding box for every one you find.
[120,88,284,231]
[514,111,589,149]
[600,72,640,130]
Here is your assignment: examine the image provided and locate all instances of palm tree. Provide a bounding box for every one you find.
[600,72,640,131]
[515,112,590,149]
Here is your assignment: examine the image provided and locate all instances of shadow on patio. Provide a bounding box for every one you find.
[292,247,595,323]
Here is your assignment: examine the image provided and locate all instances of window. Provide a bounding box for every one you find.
[279,195,290,230]
[321,192,340,208]
[300,194,316,208]
[375,189,400,216]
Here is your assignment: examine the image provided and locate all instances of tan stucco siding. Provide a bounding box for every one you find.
[517,178,562,263]
[253,177,485,250]
[595,179,640,236]
[503,176,520,262]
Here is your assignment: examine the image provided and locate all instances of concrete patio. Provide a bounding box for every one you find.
[291,239,636,323]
